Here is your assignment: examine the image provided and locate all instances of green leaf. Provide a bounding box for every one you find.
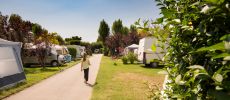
[151,44,156,52]
[212,53,230,59]
[220,34,230,41]
[216,86,223,90]
[135,18,141,25]
[187,65,204,70]
[162,8,175,18]
[196,42,225,52]
[213,74,223,83]
[223,56,230,61]
[153,18,163,24]
[205,0,225,5]
[175,75,186,85]
[144,20,149,27]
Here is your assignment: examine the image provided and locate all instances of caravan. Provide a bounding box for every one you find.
[137,37,167,67]
[23,44,66,67]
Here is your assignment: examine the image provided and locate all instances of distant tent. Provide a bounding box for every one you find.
[0,38,26,89]
[124,44,139,55]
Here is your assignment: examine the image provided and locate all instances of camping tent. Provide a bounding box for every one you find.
[0,38,26,89]
[124,44,139,55]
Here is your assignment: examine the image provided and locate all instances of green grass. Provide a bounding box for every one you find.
[0,61,80,99]
[91,56,165,100]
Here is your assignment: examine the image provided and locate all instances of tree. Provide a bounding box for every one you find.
[91,42,103,53]
[0,12,8,40]
[122,26,129,35]
[9,14,23,42]
[98,19,110,44]
[130,25,137,33]
[112,19,123,34]
[65,36,82,45]
[152,0,230,99]
[32,23,43,39]
[56,35,65,45]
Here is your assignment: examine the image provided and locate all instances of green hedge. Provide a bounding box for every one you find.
[67,47,77,60]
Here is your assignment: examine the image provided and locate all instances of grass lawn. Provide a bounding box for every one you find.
[92,56,165,100]
[0,60,80,99]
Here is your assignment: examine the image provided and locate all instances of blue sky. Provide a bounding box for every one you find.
[0,0,161,42]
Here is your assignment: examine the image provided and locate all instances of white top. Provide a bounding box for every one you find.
[82,59,90,69]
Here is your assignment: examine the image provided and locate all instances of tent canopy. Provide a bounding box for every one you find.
[0,38,26,89]
[126,44,139,49]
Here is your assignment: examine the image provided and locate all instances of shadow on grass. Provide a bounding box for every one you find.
[140,65,164,69]
[24,67,60,74]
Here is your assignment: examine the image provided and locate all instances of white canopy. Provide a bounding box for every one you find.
[126,44,139,49]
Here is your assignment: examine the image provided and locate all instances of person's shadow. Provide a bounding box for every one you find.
[86,82,98,87]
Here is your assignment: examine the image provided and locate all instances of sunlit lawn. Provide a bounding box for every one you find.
[92,56,165,100]
[0,60,80,99]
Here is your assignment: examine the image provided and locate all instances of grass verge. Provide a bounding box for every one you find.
[91,56,165,100]
[0,60,80,99]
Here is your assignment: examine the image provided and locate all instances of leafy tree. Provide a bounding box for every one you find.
[152,0,230,99]
[56,35,65,45]
[0,12,8,40]
[130,24,137,33]
[32,23,43,38]
[98,19,110,44]
[9,14,23,42]
[122,26,129,35]
[65,36,82,45]
[91,42,103,53]
[112,19,123,34]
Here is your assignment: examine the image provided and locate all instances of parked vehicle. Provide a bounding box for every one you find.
[66,45,85,58]
[137,37,167,67]
[23,44,66,67]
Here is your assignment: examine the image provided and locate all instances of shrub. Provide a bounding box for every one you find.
[121,56,128,64]
[127,52,137,64]
[67,47,77,60]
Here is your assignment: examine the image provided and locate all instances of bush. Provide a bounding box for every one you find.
[121,56,128,64]
[67,47,77,60]
[103,47,109,56]
[127,52,137,64]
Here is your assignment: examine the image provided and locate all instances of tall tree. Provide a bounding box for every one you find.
[112,19,123,34]
[65,36,82,45]
[56,35,65,45]
[130,25,137,33]
[9,14,23,42]
[0,12,8,40]
[32,23,43,38]
[122,26,129,35]
[98,19,110,44]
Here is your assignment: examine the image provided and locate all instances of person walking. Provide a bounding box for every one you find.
[81,53,91,84]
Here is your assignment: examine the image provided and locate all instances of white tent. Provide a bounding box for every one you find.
[124,44,139,55]
[0,38,26,89]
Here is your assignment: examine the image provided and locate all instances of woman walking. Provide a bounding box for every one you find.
[81,53,90,84]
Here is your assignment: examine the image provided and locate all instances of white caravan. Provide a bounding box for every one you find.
[137,37,166,67]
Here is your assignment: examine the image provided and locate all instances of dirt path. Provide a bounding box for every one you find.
[4,54,103,100]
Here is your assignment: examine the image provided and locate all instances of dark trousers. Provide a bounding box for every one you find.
[84,68,89,81]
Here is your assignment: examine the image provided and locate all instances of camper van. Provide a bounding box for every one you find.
[23,44,66,67]
[138,37,166,67]
[66,45,85,58]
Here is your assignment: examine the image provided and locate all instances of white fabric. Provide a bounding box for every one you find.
[0,47,20,77]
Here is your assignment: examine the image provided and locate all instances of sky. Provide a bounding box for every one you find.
[0,0,161,42]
